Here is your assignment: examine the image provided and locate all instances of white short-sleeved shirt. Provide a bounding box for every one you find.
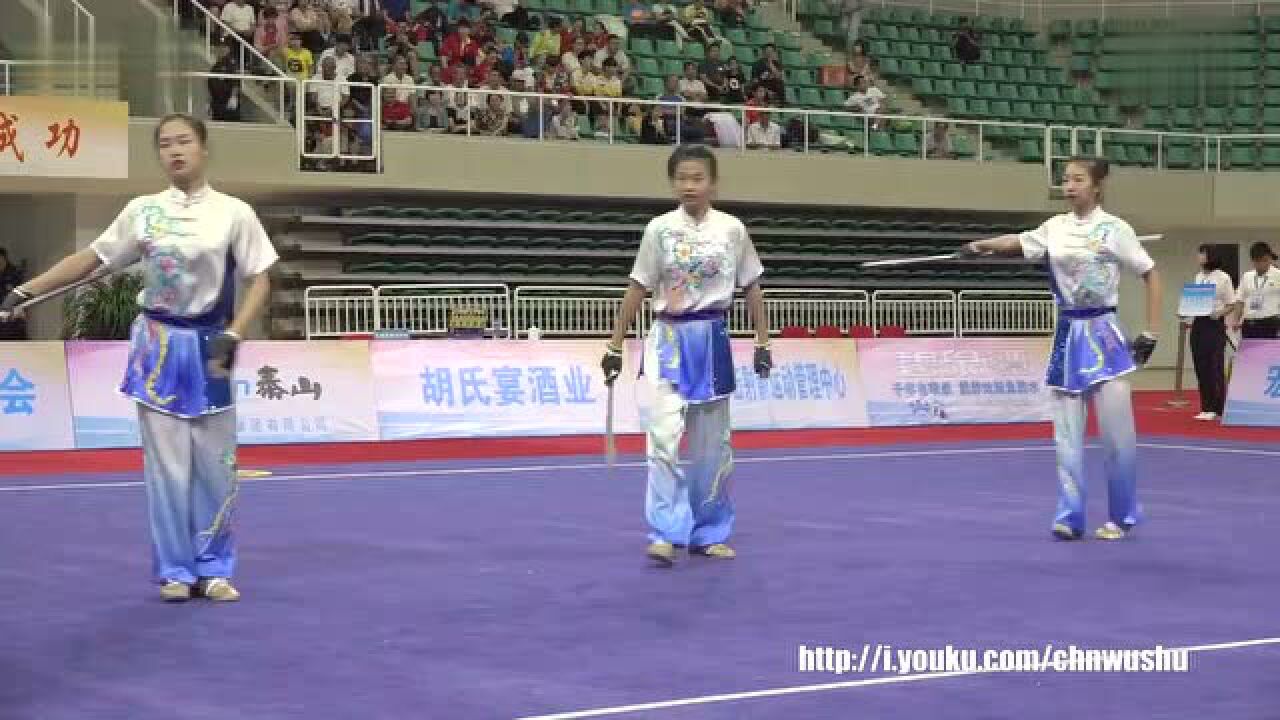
[91,186,279,319]
[1236,266,1280,319]
[630,207,763,314]
[221,2,257,34]
[1019,207,1153,309]
[1190,268,1235,319]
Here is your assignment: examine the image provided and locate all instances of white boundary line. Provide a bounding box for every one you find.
[513,636,1280,720]
[1,441,1278,494]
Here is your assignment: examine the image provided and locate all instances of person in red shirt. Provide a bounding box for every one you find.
[440,19,479,68]
[588,19,610,51]
[744,82,770,126]
[469,43,501,86]
[561,17,586,53]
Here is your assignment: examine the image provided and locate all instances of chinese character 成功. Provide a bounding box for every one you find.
[0,112,25,163]
[45,118,81,159]
[0,368,36,415]
[290,376,323,400]
[257,366,287,400]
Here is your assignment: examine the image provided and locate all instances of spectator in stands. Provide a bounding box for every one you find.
[714,0,746,27]
[318,34,358,80]
[309,56,347,121]
[283,31,315,106]
[208,39,242,122]
[346,53,380,113]
[846,40,871,80]
[551,98,580,140]
[382,55,417,130]
[562,36,588,74]
[926,121,954,158]
[413,0,449,42]
[781,115,818,149]
[531,17,563,62]
[480,68,513,113]
[416,89,453,131]
[449,0,483,23]
[349,0,387,52]
[387,26,421,75]
[721,56,747,103]
[656,73,683,134]
[744,79,769,125]
[571,53,600,116]
[254,6,288,69]
[563,17,589,51]
[291,0,332,55]
[746,109,781,149]
[541,53,573,96]
[679,60,708,106]
[444,64,472,114]
[441,19,480,68]
[699,43,727,102]
[751,43,785,102]
[339,95,374,165]
[509,77,542,136]
[509,51,536,88]
[653,4,691,48]
[485,0,527,29]
[0,249,27,340]
[423,61,445,87]
[221,0,257,44]
[475,93,511,135]
[953,17,981,64]
[472,11,498,47]
[502,32,531,76]
[639,103,669,144]
[594,57,624,124]
[844,74,885,129]
[594,35,633,91]
[682,0,719,47]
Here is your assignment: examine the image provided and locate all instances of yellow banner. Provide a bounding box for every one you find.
[0,95,128,178]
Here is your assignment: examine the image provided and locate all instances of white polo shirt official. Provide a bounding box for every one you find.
[1236,265,1280,319]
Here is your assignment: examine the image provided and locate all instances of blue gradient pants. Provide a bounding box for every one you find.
[138,405,239,585]
[1050,378,1141,534]
[641,317,735,547]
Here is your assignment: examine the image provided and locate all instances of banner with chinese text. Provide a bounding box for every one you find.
[0,96,128,178]
[857,337,1053,426]
[66,340,379,447]
[1222,340,1280,426]
[723,339,868,430]
[0,342,74,450]
[233,341,379,444]
[372,339,626,439]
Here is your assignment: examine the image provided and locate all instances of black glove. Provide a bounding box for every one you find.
[601,344,622,386]
[1,288,30,321]
[207,331,241,377]
[1131,332,1157,366]
[754,345,772,379]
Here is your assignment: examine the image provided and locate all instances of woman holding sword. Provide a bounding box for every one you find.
[0,114,278,602]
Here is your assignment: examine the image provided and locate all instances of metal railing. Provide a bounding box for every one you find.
[956,289,1057,336]
[304,285,1060,339]
[172,71,295,126]
[174,0,288,82]
[374,284,514,338]
[34,0,96,97]
[788,0,1279,22]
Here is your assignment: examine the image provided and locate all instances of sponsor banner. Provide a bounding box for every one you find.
[1222,339,1280,427]
[858,337,1053,426]
[0,95,129,178]
[0,342,75,451]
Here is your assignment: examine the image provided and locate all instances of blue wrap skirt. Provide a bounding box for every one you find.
[120,309,233,417]
[1045,306,1136,394]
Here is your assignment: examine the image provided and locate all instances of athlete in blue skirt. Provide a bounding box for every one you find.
[965,157,1163,541]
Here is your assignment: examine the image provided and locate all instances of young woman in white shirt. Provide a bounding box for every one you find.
[964,157,1162,542]
[0,115,278,602]
[601,145,772,566]
[1232,241,1280,340]
[1185,244,1234,420]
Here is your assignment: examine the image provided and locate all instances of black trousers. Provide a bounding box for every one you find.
[1190,316,1227,414]
[1241,316,1280,339]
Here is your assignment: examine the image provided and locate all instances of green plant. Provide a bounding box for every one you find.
[62,272,144,340]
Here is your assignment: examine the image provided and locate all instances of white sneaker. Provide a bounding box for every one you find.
[1194,412,1218,421]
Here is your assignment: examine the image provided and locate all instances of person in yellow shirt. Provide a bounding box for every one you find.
[682,0,717,46]
[283,32,315,112]
[591,57,624,129]
[531,17,564,62]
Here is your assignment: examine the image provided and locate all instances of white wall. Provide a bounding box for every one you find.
[0,194,79,340]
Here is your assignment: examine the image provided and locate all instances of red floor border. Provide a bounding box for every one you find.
[3,392,1274,477]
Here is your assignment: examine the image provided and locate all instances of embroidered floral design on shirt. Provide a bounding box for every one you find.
[137,204,196,313]
[662,227,729,294]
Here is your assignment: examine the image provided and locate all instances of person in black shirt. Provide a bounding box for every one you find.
[346,53,380,116]
[0,249,27,339]
[208,39,242,122]
[953,17,981,64]
[721,57,746,104]
[751,43,785,103]
[699,43,727,102]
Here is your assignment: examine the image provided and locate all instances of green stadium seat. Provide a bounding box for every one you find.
[345,261,397,274]
[347,232,397,246]
[1227,143,1258,170]
[396,233,431,246]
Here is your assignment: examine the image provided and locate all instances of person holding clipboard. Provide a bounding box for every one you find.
[1180,244,1235,421]
[1231,242,1280,340]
